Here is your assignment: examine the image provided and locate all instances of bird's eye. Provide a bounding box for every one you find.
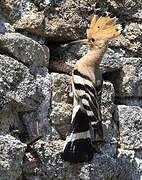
[90,38,95,43]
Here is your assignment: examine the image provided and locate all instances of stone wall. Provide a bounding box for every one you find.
[0,0,142,179]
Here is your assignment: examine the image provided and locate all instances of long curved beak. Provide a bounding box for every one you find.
[61,39,88,48]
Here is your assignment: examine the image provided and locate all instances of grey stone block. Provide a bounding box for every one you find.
[0,33,49,66]
[110,57,142,97]
[115,105,142,150]
[0,132,26,180]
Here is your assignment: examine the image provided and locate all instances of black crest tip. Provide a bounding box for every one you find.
[102,12,107,17]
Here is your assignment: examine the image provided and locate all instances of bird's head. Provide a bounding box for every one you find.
[87,11,122,48]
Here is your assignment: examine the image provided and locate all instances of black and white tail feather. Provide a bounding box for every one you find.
[61,10,122,163]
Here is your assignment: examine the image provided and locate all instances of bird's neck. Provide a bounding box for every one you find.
[81,43,108,68]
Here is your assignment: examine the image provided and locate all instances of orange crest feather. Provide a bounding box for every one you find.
[87,12,122,45]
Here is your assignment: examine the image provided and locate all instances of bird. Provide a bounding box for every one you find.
[61,11,122,163]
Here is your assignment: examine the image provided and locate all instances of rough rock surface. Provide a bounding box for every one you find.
[0,104,24,134]
[0,14,15,34]
[21,67,51,140]
[0,54,38,112]
[0,54,52,143]
[0,0,97,41]
[115,97,142,109]
[109,57,142,97]
[106,0,142,57]
[22,140,120,180]
[0,33,49,66]
[0,0,142,179]
[101,81,115,143]
[111,23,142,56]
[0,132,26,180]
[115,105,142,150]
[134,150,142,179]
[50,73,72,138]
[117,149,142,180]
[21,140,142,180]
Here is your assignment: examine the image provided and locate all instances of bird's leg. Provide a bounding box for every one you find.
[25,120,42,145]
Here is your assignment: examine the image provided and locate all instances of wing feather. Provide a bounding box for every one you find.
[72,69,102,123]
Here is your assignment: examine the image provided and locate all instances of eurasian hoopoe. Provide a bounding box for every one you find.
[61,11,122,163]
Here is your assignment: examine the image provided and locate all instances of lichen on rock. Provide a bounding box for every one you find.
[0,0,142,179]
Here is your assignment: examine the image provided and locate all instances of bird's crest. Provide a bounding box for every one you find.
[87,11,122,47]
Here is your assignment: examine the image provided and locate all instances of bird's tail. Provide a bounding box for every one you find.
[61,105,94,163]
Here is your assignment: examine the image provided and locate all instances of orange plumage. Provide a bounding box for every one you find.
[87,11,122,47]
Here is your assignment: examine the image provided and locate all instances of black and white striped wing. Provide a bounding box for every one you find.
[73,69,102,123]
[61,69,103,163]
